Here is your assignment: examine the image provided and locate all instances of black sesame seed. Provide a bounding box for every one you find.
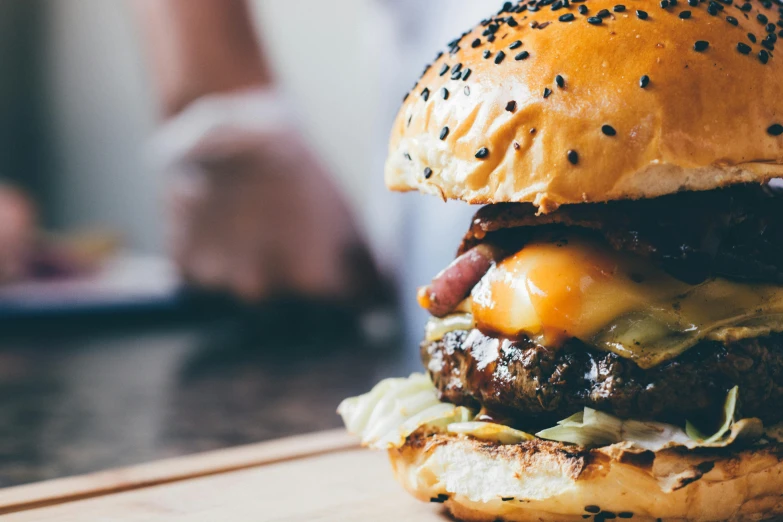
[614,4,627,11]
[543,87,552,98]
[763,38,776,49]
[640,74,650,88]
[679,10,692,18]
[441,88,449,100]
[689,0,698,6]
[741,2,752,11]
[510,40,523,49]
[530,128,537,134]
[475,147,490,159]
[452,63,462,74]
[404,153,412,161]
[506,100,517,112]
[579,4,589,14]
[560,13,576,21]
[483,50,492,59]
[440,127,449,140]
[694,40,710,50]
[748,33,758,43]
[598,8,611,17]
[585,506,602,514]
[463,68,472,81]
[588,16,604,23]
[708,4,719,14]
[422,88,430,101]
[602,124,617,136]
[424,167,433,179]
[637,9,649,18]
[451,70,463,80]
[471,38,482,48]
[439,64,449,76]
[768,124,783,135]
[760,49,770,62]
[660,0,670,7]
[515,50,531,60]
[618,514,634,520]
[487,34,496,43]
[759,13,769,23]
[403,92,409,102]
[670,0,678,7]
[508,16,519,27]
[737,42,752,53]
[768,33,778,42]
[727,15,739,24]
[768,22,777,32]
[568,150,579,164]
[494,51,506,64]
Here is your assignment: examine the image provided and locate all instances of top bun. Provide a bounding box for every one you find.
[385,0,783,212]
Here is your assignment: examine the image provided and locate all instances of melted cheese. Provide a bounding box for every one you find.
[436,233,783,368]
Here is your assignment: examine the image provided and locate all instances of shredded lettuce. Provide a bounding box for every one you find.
[537,387,763,450]
[448,422,535,444]
[339,374,763,451]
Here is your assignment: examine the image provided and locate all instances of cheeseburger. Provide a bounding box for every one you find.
[339,0,783,520]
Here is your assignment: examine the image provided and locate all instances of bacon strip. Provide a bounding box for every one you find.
[418,244,505,318]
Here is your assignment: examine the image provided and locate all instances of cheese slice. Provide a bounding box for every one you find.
[433,232,783,369]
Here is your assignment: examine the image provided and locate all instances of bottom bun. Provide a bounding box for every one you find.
[389,429,783,522]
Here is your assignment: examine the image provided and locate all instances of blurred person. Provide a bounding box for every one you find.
[133,0,382,305]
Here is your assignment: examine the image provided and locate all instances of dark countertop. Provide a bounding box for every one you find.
[0,302,416,488]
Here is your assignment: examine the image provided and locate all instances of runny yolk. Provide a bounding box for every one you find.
[470,234,684,345]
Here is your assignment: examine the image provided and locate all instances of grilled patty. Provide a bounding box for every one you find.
[423,330,783,428]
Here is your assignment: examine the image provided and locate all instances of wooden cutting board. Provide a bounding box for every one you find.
[0,430,450,521]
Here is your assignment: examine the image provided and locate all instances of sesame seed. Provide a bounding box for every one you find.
[762,38,776,49]
[579,4,589,14]
[614,4,627,11]
[741,2,752,11]
[422,88,430,101]
[463,68,472,81]
[559,13,576,21]
[556,75,566,88]
[597,8,611,17]
[510,40,523,49]
[424,167,433,179]
[530,128,537,134]
[660,0,670,7]
[404,153,412,161]
[403,92,409,102]
[471,38,482,48]
[506,100,518,112]
[726,15,739,25]
[707,3,718,14]
[495,51,506,64]
[768,33,778,43]
[440,127,449,140]
[759,13,769,23]
[640,75,650,88]
[515,50,531,60]
[464,86,471,96]
[768,124,783,135]
[567,150,579,164]
[483,50,492,59]
[689,0,698,6]
[543,87,553,98]
[439,64,449,76]
[637,10,649,18]
[679,10,692,18]
[694,40,709,51]
[759,49,770,62]
[602,124,617,136]
[451,70,463,80]
[737,42,752,53]
[475,147,490,159]
[618,514,635,520]
[767,23,777,33]
[441,88,449,100]
[487,34,496,43]
[748,33,758,43]
[585,506,602,514]
[670,0,678,7]
[513,141,521,150]
[588,16,603,24]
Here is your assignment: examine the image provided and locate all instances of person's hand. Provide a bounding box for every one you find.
[0,185,35,283]
[166,126,380,303]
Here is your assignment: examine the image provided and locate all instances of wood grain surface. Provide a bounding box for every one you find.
[0,429,414,520]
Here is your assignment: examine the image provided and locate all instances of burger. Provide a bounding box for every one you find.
[339,1,783,520]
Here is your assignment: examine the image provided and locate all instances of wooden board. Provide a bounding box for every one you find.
[0,430,450,521]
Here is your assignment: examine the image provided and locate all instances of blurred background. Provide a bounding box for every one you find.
[0,0,499,487]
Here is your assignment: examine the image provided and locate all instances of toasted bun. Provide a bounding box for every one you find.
[385,0,783,212]
[389,430,783,522]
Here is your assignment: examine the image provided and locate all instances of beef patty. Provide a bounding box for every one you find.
[459,184,783,284]
[423,330,783,428]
